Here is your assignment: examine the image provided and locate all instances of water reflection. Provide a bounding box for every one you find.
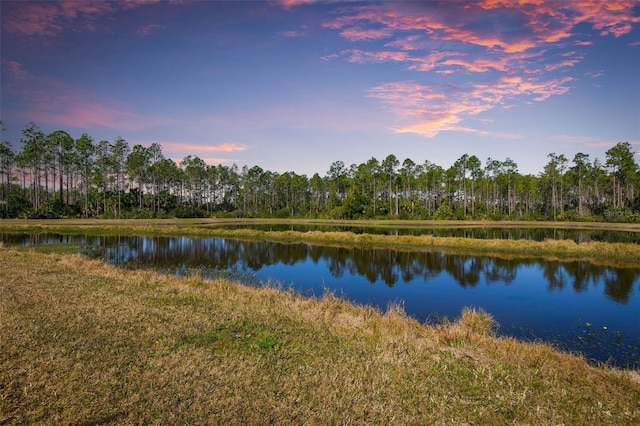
[2,232,639,303]
[209,224,640,244]
[2,232,639,367]
[89,236,638,304]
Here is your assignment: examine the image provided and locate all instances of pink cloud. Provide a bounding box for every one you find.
[317,1,639,138]
[279,30,306,38]
[475,0,640,39]
[278,24,309,38]
[161,142,248,153]
[168,157,227,167]
[368,82,485,137]
[554,137,640,150]
[23,102,167,132]
[474,130,524,139]
[548,135,635,149]
[324,2,639,54]
[328,49,476,73]
[338,27,395,41]
[278,0,318,8]
[3,61,30,81]
[2,0,160,37]
[406,51,466,72]
[584,70,605,78]
[439,58,508,73]
[158,145,248,165]
[572,1,640,37]
[497,76,574,102]
[138,24,165,36]
[343,49,409,64]
[368,73,574,138]
[320,53,340,62]
[130,141,249,166]
[2,61,171,131]
[544,58,582,72]
[198,157,240,165]
[384,34,433,51]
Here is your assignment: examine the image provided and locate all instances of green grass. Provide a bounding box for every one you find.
[2,217,640,230]
[15,241,89,254]
[1,248,639,425]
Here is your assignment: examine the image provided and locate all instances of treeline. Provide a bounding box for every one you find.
[0,122,638,221]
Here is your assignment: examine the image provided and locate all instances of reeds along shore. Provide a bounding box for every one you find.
[2,220,640,266]
[1,248,639,425]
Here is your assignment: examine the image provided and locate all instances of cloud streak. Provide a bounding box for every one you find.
[124,141,250,167]
[368,73,575,138]
[316,1,640,138]
[138,24,165,36]
[1,0,162,37]
[2,61,170,131]
[160,142,249,153]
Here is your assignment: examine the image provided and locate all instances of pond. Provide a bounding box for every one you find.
[3,232,640,368]
[206,223,640,243]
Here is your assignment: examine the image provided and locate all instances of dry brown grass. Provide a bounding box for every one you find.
[2,217,639,231]
[2,218,639,266]
[1,248,639,425]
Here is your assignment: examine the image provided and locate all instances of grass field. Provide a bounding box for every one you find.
[2,217,640,231]
[1,248,639,425]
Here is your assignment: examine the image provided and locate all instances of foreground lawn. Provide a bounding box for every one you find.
[1,249,639,425]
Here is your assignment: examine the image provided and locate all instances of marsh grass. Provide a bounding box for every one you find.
[2,219,640,266]
[2,217,640,231]
[22,241,89,255]
[1,248,639,425]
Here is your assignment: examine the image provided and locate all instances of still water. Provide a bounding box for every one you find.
[209,223,640,243]
[3,232,639,368]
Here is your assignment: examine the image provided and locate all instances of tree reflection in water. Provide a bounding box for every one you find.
[72,234,637,304]
[2,232,639,367]
[1,232,638,303]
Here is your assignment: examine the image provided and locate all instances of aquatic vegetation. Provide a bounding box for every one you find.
[572,319,640,369]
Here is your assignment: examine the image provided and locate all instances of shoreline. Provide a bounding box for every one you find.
[1,248,638,424]
[1,218,640,267]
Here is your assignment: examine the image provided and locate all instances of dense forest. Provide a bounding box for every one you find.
[0,122,638,221]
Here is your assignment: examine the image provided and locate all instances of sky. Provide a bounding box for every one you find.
[1,0,639,177]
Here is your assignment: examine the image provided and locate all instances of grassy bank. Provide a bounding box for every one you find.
[1,249,639,425]
[1,218,640,266]
[3,217,640,232]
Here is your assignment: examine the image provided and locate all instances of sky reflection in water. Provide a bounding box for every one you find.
[3,232,639,368]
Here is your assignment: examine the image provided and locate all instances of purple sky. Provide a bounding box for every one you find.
[2,0,639,176]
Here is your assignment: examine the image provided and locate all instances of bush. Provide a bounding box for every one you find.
[170,206,208,218]
[434,201,453,219]
[272,208,290,218]
[28,208,58,219]
[558,210,580,222]
[122,208,156,219]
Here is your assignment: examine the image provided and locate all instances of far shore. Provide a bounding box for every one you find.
[2,217,640,232]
